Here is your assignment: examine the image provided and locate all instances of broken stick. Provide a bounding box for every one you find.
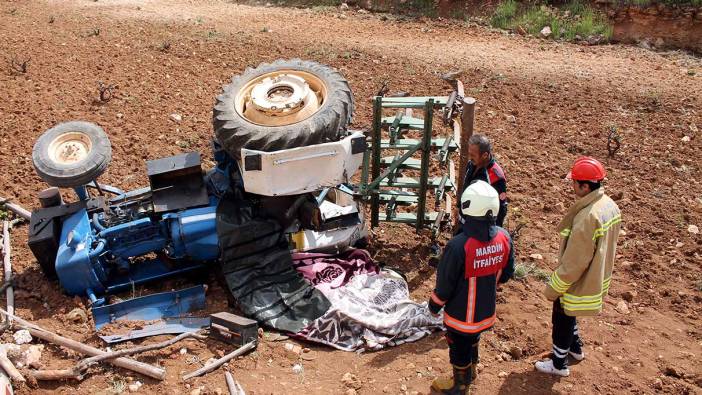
[2,221,14,327]
[182,341,256,381]
[0,353,24,383]
[31,331,207,381]
[0,198,31,222]
[0,308,166,380]
[225,371,245,395]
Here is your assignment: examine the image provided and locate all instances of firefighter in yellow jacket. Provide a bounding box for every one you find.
[535,156,621,377]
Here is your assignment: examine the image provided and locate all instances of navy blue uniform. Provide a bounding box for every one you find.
[459,158,508,227]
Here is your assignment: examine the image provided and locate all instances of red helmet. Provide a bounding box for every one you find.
[566,156,606,182]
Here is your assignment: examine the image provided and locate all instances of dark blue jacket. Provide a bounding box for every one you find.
[429,219,514,334]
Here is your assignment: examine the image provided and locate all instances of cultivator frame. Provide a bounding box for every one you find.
[358,82,476,238]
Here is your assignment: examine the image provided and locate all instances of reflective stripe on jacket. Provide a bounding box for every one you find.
[544,188,622,316]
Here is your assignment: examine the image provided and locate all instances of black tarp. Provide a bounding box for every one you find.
[216,196,331,333]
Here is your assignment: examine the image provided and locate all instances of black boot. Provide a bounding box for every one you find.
[431,364,471,394]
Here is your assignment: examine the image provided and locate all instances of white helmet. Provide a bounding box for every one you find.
[460,180,499,218]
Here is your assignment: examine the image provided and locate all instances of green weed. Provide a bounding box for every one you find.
[514,262,550,282]
[490,0,612,42]
[491,0,518,30]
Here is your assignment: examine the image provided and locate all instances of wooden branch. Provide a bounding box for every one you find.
[0,308,165,380]
[0,353,24,383]
[182,341,256,381]
[30,331,206,381]
[0,198,31,221]
[2,221,14,326]
[225,371,245,395]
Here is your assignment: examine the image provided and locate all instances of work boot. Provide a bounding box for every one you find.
[431,364,471,394]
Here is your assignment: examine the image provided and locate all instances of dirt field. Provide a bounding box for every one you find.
[0,0,701,394]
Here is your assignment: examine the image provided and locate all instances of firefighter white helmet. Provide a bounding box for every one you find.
[460,180,499,219]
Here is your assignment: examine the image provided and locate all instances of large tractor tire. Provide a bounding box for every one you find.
[213,59,354,158]
[32,121,112,188]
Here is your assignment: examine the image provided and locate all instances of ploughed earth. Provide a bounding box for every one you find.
[0,0,701,394]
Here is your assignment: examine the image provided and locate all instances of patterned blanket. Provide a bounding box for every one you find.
[293,252,444,351]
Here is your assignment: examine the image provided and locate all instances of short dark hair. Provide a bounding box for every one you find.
[468,134,491,154]
[577,180,601,191]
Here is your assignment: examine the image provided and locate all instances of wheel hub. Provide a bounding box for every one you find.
[236,70,327,127]
[48,132,92,165]
[250,74,309,115]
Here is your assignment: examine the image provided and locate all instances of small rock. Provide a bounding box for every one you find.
[0,344,21,361]
[190,387,202,395]
[340,3,349,10]
[341,372,362,390]
[116,112,124,119]
[284,342,303,359]
[653,378,663,390]
[345,389,357,395]
[681,135,690,142]
[509,346,523,359]
[128,381,142,392]
[169,113,183,123]
[292,363,304,374]
[664,365,683,378]
[22,344,44,368]
[688,224,699,234]
[504,114,516,123]
[180,348,188,355]
[67,307,88,323]
[500,352,511,361]
[616,300,630,314]
[529,253,543,260]
[338,14,347,19]
[540,26,552,38]
[498,371,509,378]
[622,290,637,302]
[357,8,368,14]
[13,330,32,345]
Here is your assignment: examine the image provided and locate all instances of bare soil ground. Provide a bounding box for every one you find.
[0,1,701,394]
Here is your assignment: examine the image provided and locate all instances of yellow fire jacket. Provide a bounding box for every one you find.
[544,188,622,316]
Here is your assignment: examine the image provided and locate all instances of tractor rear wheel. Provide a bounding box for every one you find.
[213,59,354,158]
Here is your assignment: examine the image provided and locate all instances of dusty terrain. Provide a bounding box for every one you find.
[0,0,701,394]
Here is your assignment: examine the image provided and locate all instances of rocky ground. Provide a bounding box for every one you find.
[0,0,701,394]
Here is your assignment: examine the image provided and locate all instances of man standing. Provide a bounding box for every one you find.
[535,156,622,377]
[430,180,515,394]
[459,134,508,227]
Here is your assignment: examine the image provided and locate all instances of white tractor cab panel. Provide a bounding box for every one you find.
[239,131,366,196]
